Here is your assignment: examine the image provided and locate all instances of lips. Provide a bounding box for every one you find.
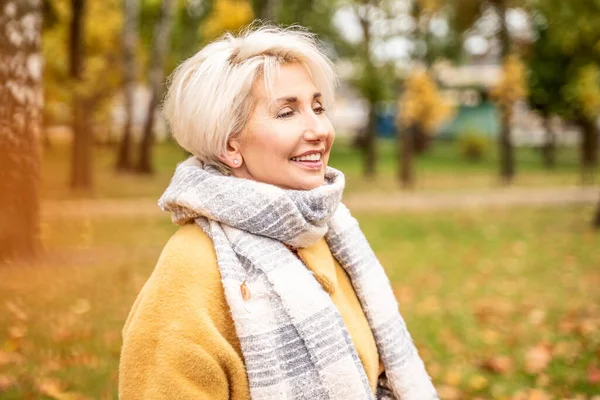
[289,150,324,170]
[290,152,322,162]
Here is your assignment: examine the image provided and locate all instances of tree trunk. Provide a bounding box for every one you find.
[69,0,92,190]
[116,0,139,171]
[260,0,280,21]
[495,0,515,185]
[542,115,556,169]
[414,129,432,155]
[138,91,158,173]
[499,107,515,184]
[578,115,598,185]
[400,125,416,188]
[363,102,377,177]
[496,0,510,58]
[137,0,176,174]
[358,8,377,178]
[593,191,600,229]
[0,0,44,262]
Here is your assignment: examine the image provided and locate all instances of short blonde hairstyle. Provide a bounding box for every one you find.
[162,23,338,173]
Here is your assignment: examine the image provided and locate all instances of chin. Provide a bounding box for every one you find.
[293,176,325,191]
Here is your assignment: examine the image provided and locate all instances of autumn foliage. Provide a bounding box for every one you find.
[398,70,454,135]
[201,0,254,41]
[43,0,123,127]
[491,54,528,113]
[564,64,600,121]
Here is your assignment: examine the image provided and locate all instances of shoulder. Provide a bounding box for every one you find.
[120,225,247,399]
[158,223,216,268]
[123,223,224,335]
[149,222,222,301]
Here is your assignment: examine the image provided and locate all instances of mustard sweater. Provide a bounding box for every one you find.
[119,223,382,399]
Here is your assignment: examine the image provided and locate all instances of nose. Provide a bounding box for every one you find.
[302,113,329,142]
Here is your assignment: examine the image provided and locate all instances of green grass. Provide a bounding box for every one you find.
[40,138,594,200]
[1,206,599,398]
[330,138,591,193]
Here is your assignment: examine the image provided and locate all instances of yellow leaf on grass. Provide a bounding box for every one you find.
[468,374,489,391]
[444,370,462,386]
[481,328,500,345]
[71,298,91,315]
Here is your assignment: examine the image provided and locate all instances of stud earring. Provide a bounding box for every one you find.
[233,159,239,165]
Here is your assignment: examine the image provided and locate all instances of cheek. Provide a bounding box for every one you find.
[246,129,296,163]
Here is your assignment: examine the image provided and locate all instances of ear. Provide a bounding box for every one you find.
[217,135,244,169]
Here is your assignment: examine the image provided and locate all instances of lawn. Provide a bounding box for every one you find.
[4,136,599,398]
[40,138,594,200]
[1,205,598,399]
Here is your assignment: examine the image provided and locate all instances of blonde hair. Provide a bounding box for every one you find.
[162,23,338,173]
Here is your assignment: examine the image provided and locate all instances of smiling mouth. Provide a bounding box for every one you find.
[289,152,323,170]
[290,153,321,162]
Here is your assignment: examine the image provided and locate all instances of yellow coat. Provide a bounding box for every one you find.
[119,223,382,399]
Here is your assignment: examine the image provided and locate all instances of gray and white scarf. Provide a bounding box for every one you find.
[158,157,438,400]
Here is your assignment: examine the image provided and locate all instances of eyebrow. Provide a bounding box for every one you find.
[272,92,322,107]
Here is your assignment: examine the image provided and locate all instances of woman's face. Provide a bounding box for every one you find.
[229,63,335,190]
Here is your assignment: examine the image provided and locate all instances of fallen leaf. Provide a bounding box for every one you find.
[0,351,25,367]
[5,301,28,321]
[481,329,500,345]
[511,389,551,400]
[436,384,462,400]
[64,352,99,368]
[41,359,63,374]
[71,299,91,315]
[0,374,17,391]
[393,285,414,305]
[558,318,577,334]
[528,389,551,400]
[578,318,597,338]
[425,362,441,379]
[588,365,600,385]
[479,355,514,375]
[474,298,513,326]
[524,343,552,374]
[37,377,66,398]
[468,374,488,391]
[8,325,27,340]
[444,370,462,386]
[528,308,546,326]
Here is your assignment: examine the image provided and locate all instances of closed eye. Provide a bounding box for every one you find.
[276,108,294,119]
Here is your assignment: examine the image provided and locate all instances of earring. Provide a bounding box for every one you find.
[233,159,239,165]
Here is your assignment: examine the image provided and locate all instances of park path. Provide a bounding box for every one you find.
[42,185,599,218]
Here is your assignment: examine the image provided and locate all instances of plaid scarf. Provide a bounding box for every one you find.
[158,157,438,400]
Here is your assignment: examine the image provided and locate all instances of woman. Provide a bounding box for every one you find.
[119,25,438,400]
